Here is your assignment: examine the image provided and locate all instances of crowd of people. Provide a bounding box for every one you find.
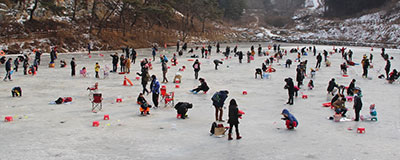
[1,40,398,141]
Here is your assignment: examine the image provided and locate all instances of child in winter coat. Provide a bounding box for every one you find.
[137,93,151,115]
[308,80,314,90]
[95,62,100,78]
[281,109,298,129]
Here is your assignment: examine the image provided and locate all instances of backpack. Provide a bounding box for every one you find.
[211,92,219,102]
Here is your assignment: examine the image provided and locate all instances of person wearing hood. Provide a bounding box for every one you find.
[353,87,363,121]
[211,90,229,122]
[284,78,295,105]
[327,78,338,95]
[281,109,298,129]
[174,102,193,119]
[228,99,242,140]
[150,75,160,108]
[191,78,209,94]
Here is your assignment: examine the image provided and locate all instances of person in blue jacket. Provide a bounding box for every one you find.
[281,109,298,129]
[152,46,157,61]
[150,75,160,108]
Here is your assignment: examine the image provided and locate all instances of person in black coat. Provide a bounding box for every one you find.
[192,59,200,79]
[174,102,193,119]
[238,51,243,63]
[347,79,356,96]
[316,53,322,68]
[213,59,223,70]
[137,69,150,95]
[110,53,119,72]
[191,78,209,93]
[327,78,338,95]
[385,60,391,79]
[130,48,137,64]
[50,48,57,63]
[11,87,22,97]
[4,58,12,81]
[70,57,76,77]
[228,99,242,140]
[362,58,370,78]
[284,78,295,105]
[353,89,363,121]
[296,67,304,88]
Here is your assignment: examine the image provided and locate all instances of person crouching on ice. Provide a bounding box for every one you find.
[174,102,193,119]
[281,109,298,130]
[137,93,152,115]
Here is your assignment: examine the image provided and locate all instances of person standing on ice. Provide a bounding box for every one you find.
[208,44,212,55]
[296,67,304,88]
[237,51,243,63]
[353,87,363,121]
[95,62,100,78]
[152,46,157,61]
[313,46,316,56]
[281,109,298,130]
[216,42,220,53]
[361,56,370,78]
[192,59,200,79]
[120,55,126,72]
[161,60,168,83]
[130,48,137,64]
[258,44,262,56]
[110,53,119,72]
[385,59,391,79]
[228,99,242,140]
[212,90,229,122]
[176,41,180,52]
[136,68,150,95]
[3,58,12,81]
[323,50,328,62]
[316,53,322,68]
[150,75,160,108]
[284,78,295,105]
[70,57,76,77]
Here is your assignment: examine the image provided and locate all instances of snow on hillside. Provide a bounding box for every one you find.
[286,3,400,48]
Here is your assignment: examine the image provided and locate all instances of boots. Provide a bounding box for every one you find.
[236,132,242,140]
[228,134,233,140]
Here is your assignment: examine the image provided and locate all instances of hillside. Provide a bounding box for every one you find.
[0,0,399,54]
